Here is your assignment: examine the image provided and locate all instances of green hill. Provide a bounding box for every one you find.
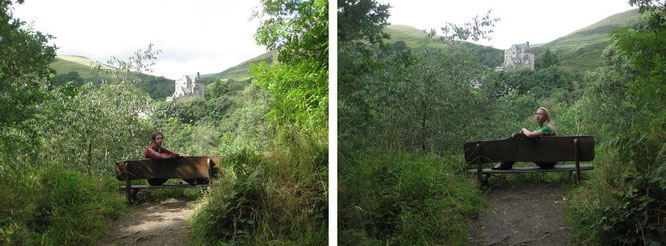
[540,8,641,71]
[51,55,174,100]
[51,55,111,79]
[384,24,504,68]
[204,49,278,80]
[385,9,641,72]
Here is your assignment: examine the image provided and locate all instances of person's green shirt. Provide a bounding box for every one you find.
[534,125,552,136]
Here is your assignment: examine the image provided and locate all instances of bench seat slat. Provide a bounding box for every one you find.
[468,164,594,174]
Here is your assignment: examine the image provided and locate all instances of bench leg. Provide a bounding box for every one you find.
[575,162,581,183]
[477,163,483,186]
[125,173,132,204]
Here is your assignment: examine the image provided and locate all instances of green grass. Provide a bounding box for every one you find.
[0,166,127,245]
[537,9,641,71]
[206,50,278,81]
[542,9,640,52]
[339,153,485,245]
[384,25,504,68]
[190,131,327,245]
[50,55,110,79]
[50,55,175,100]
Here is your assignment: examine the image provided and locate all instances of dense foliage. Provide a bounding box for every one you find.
[565,3,666,244]
[339,0,665,245]
[190,0,328,244]
[339,1,501,244]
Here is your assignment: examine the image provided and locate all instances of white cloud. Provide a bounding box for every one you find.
[13,0,267,80]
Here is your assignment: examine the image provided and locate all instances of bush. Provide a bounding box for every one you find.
[191,130,327,245]
[566,148,666,245]
[0,167,126,245]
[190,150,267,244]
[339,153,484,245]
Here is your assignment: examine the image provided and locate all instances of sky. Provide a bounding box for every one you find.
[12,1,637,80]
[377,0,636,49]
[13,0,267,80]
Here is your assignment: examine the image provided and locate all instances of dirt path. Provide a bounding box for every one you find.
[466,184,571,246]
[100,199,196,246]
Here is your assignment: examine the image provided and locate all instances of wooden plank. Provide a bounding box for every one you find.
[119,184,209,190]
[467,164,594,174]
[463,135,594,164]
[114,156,223,180]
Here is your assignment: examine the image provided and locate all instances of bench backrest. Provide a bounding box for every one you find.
[114,156,224,181]
[464,135,594,164]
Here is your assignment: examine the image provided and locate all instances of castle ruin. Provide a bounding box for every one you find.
[166,72,205,101]
[496,42,535,71]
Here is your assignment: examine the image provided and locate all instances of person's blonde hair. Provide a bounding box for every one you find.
[538,107,557,135]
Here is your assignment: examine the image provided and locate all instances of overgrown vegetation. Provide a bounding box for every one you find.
[339,1,502,244]
[1,0,327,244]
[1,2,136,243]
[339,0,664,244]
[188,0,328,244]
[564,1,666,244]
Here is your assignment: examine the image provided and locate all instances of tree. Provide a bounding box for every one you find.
[251,0,328,132]
[536,48,559,69]
[338,0,391,44]
[37,46,158,175]
[0,0,56,131]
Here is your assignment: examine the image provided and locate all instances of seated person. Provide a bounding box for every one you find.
[492,107,558,170]
[145,132,207,185]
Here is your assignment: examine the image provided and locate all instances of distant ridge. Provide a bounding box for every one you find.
[203,49,278,80]
[542,8,640,51]
[539,8,641,71]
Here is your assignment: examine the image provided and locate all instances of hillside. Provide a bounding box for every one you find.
[539,8,641,71]
[385,9,641,72]
[51,55,174,100]
[385,25,504,68]
[203,49,278,80]
[51,55,111,79]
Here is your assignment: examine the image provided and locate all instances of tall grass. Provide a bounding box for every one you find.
[190,129,327,245]
[339,152,484,245]
[0,163,126,245]
[565,144,666,245]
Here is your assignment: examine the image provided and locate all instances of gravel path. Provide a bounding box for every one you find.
[466,184,571,246]
[100,199,195,246]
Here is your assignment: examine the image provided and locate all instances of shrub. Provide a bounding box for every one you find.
[190,150,267,244]
[0,166,126,245]
[32,167,126,245]
[566,148,666,245]
[191,130,327,245]
[339,153,484,245]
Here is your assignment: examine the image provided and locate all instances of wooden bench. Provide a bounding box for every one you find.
[463,135,594,184]
[114,156,224,204]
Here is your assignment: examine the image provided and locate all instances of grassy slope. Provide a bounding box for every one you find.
[385,9,640,72]
[385,25,504,68]
[51,55,174,100]
[540,9,640,71]
[51,55,110,79]
[203,49,278,81]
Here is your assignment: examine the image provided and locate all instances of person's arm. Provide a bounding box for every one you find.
[145,146,177,159]
[161,147,187,158]
[521,128,544,138]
